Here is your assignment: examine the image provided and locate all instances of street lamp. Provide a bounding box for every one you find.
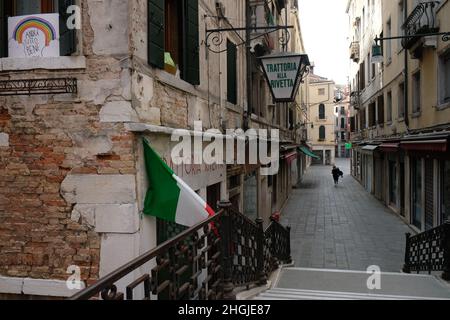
[371,42,383,64]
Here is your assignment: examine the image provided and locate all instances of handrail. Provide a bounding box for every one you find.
[403,221,450,281]
[69,201,292,300]
[70,211,224,300]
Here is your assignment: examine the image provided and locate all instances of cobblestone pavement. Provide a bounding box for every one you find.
[281,158,413,272]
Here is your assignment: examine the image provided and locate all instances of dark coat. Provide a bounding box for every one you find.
[332,168,343,179]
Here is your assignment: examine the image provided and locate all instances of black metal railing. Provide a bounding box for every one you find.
[69,201,292,300]
[402,1,440,50]
[349,41,360,62]
[403,222,450,281]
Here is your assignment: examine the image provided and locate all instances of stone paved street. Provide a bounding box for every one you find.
[281,159,413,273]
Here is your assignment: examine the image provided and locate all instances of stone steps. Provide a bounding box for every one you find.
[252,268,450,300]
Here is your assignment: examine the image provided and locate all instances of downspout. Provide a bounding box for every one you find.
[404,0,410,131]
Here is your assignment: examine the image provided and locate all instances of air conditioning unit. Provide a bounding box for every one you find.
[215,1,226,18]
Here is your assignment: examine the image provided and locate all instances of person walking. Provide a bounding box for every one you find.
[332,165,344,186]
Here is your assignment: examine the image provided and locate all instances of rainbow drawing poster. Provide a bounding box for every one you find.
[8,14,60,58]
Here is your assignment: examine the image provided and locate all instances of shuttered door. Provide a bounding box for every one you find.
[59,0,76,56]
[183,0,199,85]
[148,0,165,69]
[425,160,434,230]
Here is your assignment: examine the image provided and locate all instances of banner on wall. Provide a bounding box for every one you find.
[8,14,60,58]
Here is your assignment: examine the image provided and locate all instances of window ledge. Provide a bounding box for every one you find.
[0,56,86,71]
[437,102,450,111]
[398,117,405,123]
[411,111,421,118]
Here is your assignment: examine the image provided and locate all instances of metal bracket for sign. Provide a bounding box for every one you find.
[205,25,293,54]
[0,78,77,96]
[374,31,450,44]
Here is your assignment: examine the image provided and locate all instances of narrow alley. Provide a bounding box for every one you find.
[281,159,412,273]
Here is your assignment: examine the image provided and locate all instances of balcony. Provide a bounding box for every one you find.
[402,1,440,59]
[349,42,360,62]
[350,91,360,109]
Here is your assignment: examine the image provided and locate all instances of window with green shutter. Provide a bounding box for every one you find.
[227,40,237,105]
[59,0,76,56]
[148,0,200,86]
[148,0,165,69]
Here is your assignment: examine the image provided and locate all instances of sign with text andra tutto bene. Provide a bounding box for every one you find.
[8,14,60,58]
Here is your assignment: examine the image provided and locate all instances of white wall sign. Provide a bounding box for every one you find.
[8,14,60,58]
[260,53,309,102]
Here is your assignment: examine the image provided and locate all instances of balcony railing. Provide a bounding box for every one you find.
[350,92,360,109]
[349,42,360,62]
[69,201,292,300]
[402,1,440,54]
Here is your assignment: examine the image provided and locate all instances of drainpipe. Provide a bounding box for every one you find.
[404,0,410,130]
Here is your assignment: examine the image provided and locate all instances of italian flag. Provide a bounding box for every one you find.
[143,139,215,227]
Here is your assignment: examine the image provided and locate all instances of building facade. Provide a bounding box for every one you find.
[0,0,308,298]
[306,73,337,166]
[347,0,450,232]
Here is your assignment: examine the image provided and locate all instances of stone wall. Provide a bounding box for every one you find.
[0,0,134,291]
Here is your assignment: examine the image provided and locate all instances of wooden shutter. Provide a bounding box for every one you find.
[148,0,165,69]
[227,40,237,104]
[0,1,6,58]
[183,0,199,85]
[59,0,76,56]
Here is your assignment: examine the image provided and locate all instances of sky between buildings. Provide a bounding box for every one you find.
[298,0,350,85]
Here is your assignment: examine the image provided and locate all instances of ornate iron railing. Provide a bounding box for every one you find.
[402,1,440,50]
[403,222,450,281]
[349,41,360,62]
[0,78,77,96]
[264,218,292,275]
[69,201,292,300]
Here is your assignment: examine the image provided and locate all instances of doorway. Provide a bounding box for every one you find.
[412,158,423,230]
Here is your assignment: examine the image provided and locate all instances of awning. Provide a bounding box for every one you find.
[298,146,321,160]
[379,143,399,153]
[361,145,379,152]
[400,139,448,152]
[284,152,298,165]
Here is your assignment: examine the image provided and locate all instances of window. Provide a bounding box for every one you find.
[377,95,384,125]
[387,91,393,122]
[359,61,365,90]
[368,102,376,127]
[227,40,237,105]
[319,126,326,141]
[438,50,450,105]
[398,0,405,50]
[398,82,405,119]
[386,19,392,62]
[341,106,345,116]
[318,88,325,95]
[350,117,356,132]
[367,53,370,81]
[341,118,345,129]
[0,0,76,57]
[371,55,376,79]
[319,103,326,119]
[148,0,200,85]
[412,71,421,113]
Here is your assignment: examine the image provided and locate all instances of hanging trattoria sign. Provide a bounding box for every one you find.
[260,53,310,103]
